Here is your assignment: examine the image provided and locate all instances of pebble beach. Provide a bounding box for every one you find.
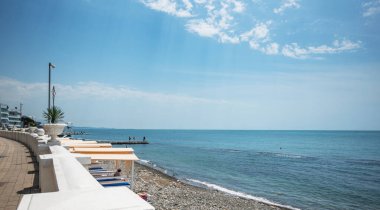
[116,161,285,210]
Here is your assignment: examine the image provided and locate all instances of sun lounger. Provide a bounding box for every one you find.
[96,176,128,182]
[89,170,115,177]
[89,166,104,170]
[89,168,108,172]
[101,181,130,187]
[89,170,114,173]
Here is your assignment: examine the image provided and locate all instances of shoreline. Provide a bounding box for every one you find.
[137,162,295,210]
[113,160,292,210]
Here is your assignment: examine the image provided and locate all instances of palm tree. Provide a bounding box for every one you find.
[43,106,64,123]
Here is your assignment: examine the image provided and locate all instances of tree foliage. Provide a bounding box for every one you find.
[43,106,64,123]
[21,116,36,127]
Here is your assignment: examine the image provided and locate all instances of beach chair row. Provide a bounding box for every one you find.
[88,166,130,188]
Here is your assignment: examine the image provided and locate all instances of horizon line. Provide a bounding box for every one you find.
[71,126,380,132]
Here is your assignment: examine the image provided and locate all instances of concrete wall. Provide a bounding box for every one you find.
[0,131,93,193]
[0,131,34,152]
[0,131,56,192]
[0,130,155,210]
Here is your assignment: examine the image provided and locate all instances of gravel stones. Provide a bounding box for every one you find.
[130,163,284,210]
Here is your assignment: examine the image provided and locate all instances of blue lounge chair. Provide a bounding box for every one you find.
[89,168,107,172]
[101,181,130,187]
[96,176,128,182]
[89,166,104,170]
[90,170,115,177]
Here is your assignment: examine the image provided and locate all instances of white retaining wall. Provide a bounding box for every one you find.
[0,130,155,210]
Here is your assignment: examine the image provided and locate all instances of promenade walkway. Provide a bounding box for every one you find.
[0,137,39,210]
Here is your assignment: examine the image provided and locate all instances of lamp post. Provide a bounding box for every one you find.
[20,103,23,127]
[20,103,23,116]
[48,62,55,111]
[52,86,56,107]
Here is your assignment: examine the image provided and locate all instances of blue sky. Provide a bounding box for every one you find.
[0,0,379,130]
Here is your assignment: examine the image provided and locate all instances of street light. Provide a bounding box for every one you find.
[52,86,56,107]
[48,62,55,111]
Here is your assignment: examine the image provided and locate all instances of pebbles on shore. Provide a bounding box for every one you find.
[106,160,284,210]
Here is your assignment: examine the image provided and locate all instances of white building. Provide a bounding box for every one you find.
[0,103,22,128]
[0,104,9,128]
[9,109,22,127]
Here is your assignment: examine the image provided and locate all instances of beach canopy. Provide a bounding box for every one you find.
[71,148,138,161]
[64,143,112,148]
[60,140,98,144]
[72,148,134,153]
[59,138,139,190]
[82,153,139,161]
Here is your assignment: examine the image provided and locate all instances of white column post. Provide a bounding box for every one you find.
[131,161,135,190]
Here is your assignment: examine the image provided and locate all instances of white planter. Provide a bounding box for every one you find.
[28,127,37,133]
[36,128,45,136]
[43,123,66,143]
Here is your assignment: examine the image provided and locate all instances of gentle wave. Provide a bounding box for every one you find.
[187,178,300,210]
[218,148,242,153]
[138,160,299,209]
[274,153,303,159]
[346,159,380,166]
[139,159,150,164]
[258,151,306,159]
[137,160,176,177]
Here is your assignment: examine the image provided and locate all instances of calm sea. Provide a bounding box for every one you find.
[72,129,380,210]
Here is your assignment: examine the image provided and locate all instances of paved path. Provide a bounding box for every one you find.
[0,137,39,210]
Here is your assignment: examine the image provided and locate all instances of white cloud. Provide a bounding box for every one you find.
[241,22,273,52]
[194,0,207,4]
[0,77,224,105]
[219,32,240,44]
[262,42,280,55]
[231,0,245,13]
[248,40,260,49]
[273,0,300,14]
[140,0,361,59]
[141,0,193,17]
[362,0,380,17]
[186,19,219,37]
[282,39,361,59]
[282,43,308,59]
[1,68,379,129]
[247,41,279,55]
[183,0,193,10]
[240,22,271,41]
[185,0,245,44]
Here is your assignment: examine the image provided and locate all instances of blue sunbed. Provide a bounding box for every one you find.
[90,171,115,177]
[89,166,104,170]
[101,181,130,187]
[89,169,108,172]
[96,176,128,182]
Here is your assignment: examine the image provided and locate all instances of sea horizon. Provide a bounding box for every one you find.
[71,126,380,132]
